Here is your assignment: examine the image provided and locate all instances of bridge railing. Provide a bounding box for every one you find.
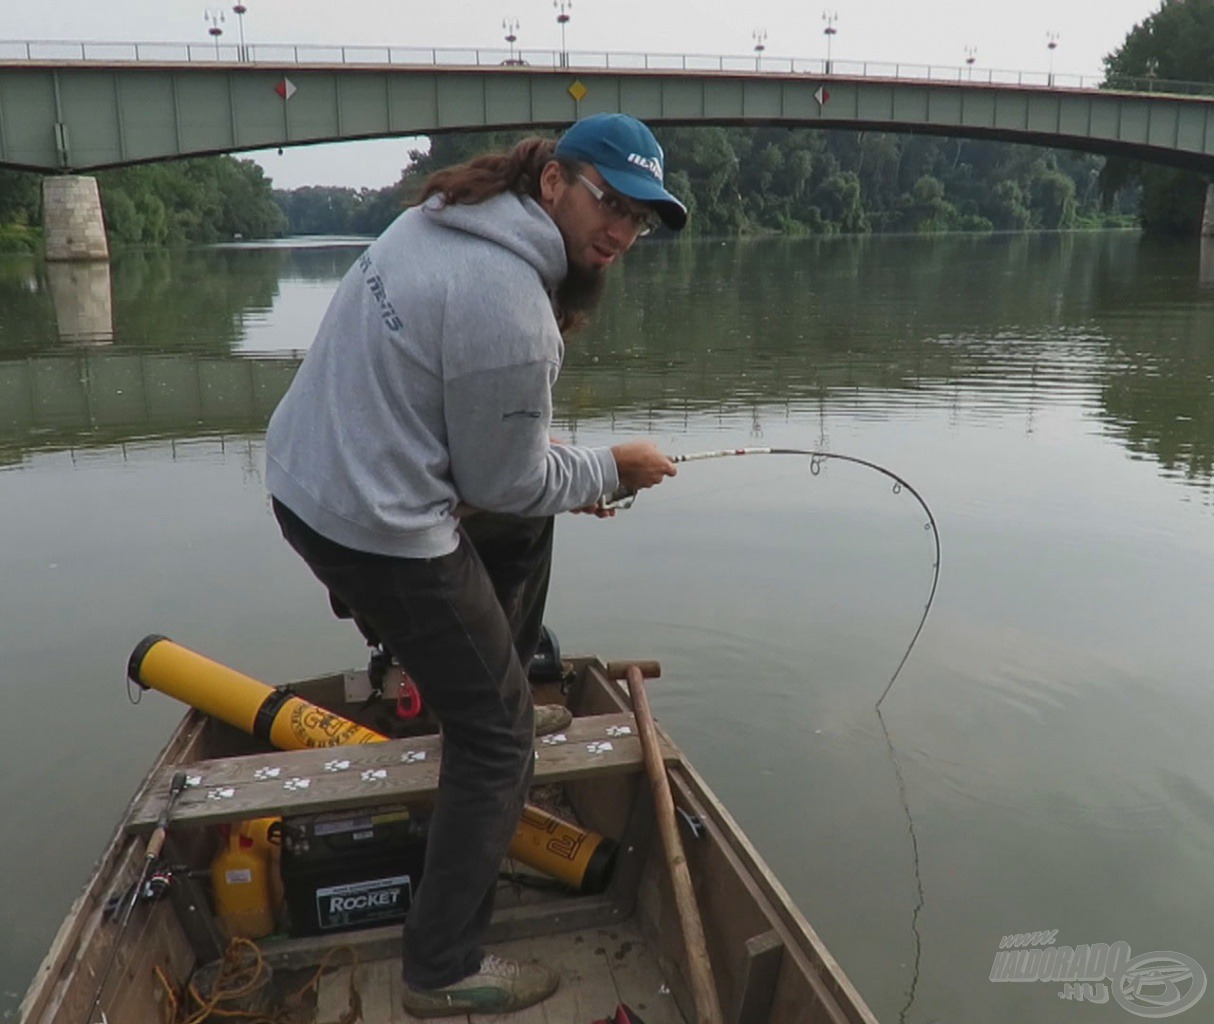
[2,39,1212,98]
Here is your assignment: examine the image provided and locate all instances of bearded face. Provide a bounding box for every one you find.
[553,258,608,326]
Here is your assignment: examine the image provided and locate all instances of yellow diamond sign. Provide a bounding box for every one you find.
[568,80,588,102]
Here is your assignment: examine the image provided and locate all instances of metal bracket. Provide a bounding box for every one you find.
[53,122,71,168]
[676,806,704,839]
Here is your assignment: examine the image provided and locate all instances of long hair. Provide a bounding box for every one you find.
[419,137,568,207]
[419,137,594,333]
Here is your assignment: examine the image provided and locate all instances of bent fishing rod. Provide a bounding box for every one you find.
[86,770,188,1024]
[647,446,937,1020]
[609,446,940,708]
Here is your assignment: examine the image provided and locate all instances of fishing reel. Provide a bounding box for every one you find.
[102,866,175,919]
[598,485,638,511]
[529,624,573,689]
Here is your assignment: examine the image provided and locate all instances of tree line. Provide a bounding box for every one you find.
[0,0,1206,249]
[0,157,287,253]
[0,129,1145,254]
[266,129,1140,241]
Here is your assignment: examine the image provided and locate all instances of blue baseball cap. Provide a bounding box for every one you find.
[555,113,688,231]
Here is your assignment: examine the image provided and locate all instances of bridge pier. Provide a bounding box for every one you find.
[42,176,109,262]
[1204,183,1214,237]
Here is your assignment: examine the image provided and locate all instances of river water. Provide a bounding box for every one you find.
[3,231,1214,1022]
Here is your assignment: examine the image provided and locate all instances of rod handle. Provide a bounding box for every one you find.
[146,772,188,861]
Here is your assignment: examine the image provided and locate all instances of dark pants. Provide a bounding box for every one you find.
[272,500,554,989]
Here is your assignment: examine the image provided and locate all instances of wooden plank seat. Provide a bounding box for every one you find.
[126,711,676,833]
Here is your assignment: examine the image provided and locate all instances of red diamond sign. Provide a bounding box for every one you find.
[274,76,297,101]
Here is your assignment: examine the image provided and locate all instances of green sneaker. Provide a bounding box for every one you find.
[534,703,572,737]
[400,954,559,1017]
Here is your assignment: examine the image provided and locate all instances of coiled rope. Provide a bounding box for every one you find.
[155,937,360,1024]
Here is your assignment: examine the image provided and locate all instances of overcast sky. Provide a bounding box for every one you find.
[8,0,1163,189]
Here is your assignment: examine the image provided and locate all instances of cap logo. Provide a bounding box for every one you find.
[627,152,663,183]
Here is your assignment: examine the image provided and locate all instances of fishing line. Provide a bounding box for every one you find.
[624,445,941,709]
[621,443,937,1019]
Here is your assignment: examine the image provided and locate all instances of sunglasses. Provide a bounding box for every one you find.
[574,173,661,236]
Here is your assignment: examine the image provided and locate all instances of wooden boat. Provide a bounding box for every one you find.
[20,653,879,1024]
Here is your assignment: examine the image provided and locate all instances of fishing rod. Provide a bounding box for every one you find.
[609,446,940,708]
[650,446,937,1020]
[86,771,188,1024]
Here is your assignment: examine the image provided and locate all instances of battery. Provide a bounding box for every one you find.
[279,805,427,937]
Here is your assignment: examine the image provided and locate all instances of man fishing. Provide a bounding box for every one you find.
[264,112,686,1016]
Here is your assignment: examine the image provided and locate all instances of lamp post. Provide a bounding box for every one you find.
[204,8,225,58]
[503,17,520,63]
[232,2,248,61]
[1046,31,1059,86]
[964,44,976,80]
[554,0,572,68]
[752,28,767,71]
[822,10,838,75]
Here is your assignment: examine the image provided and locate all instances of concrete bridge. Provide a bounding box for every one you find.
[3,41,1214,256]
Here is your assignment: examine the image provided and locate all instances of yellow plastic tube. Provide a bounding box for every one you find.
[128,635,616,893]
[129,634,384,749]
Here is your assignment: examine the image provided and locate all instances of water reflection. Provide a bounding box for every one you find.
[0,352,299,469]
[1,234,1213,495]
[46,261,113,344]
[4,233,1214,1024]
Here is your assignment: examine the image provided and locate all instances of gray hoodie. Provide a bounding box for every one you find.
[265,191,620,559]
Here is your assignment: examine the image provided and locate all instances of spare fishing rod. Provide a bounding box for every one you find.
[85,770,188,1024]
[607,446,940,707]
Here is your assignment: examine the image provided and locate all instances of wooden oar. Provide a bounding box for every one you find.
[618,663,725,1024]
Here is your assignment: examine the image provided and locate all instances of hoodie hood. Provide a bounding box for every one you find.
[422,192,568,293]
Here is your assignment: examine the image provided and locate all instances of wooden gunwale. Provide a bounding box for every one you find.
[19,713,209,1024]
[582,660,880,1024]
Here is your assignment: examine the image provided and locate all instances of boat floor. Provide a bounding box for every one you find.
[315,924,686,1023]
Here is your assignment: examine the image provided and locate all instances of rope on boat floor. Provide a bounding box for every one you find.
[154,936,362,1024]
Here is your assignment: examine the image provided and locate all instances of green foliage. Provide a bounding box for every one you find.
[0,170,41,226]
[1104,0,1214,83]
[1102,0,1214,236]
[0,223,39,253]
[644,128,1109,237]
[1138,166,1209,234]
[0,127,1140,246]
[95,157,286,247]
[274,184,407,237]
